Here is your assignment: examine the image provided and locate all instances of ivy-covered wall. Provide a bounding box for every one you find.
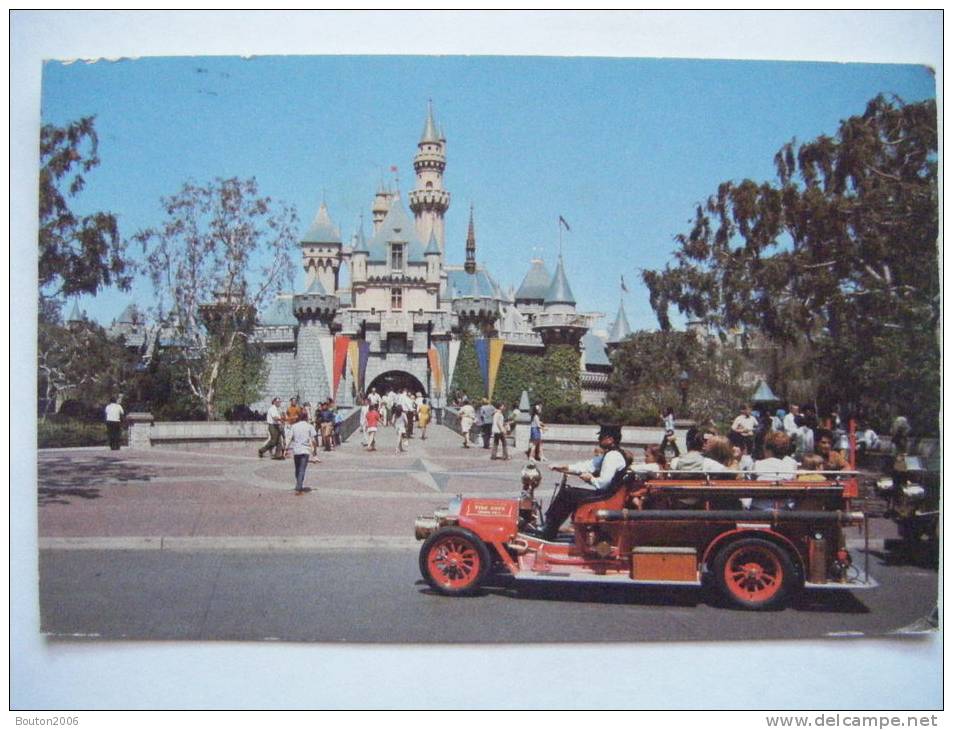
[450,334,581,409]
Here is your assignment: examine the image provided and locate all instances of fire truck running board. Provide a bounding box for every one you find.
[512,572,701,586]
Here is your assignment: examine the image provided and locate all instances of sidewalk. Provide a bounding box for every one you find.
[37,423,898,550]
[37,423,554,549]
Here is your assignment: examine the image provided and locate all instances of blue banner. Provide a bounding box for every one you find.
[474,338,490,396]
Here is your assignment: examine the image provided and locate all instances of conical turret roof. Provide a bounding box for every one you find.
[751,379,780,404]
[304,276,327,295]
[301,202,341,244]
[607,301,632,344]
[515,258,552,301]
[352,219,369,254]
[544,257,576,306]
[420,101,440,144]
[68,300,83,322]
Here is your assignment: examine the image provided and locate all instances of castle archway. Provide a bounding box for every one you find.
[366,370,428,397]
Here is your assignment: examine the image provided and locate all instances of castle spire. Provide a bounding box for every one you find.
[409,101,450,254]
[464,204,476,274]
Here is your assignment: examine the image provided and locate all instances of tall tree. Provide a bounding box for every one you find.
[135,177,296,420]
[643,95,939,432]
[38,116,131,319]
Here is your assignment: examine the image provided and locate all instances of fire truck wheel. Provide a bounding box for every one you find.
[712,538,796,610]
[419,527,491,596]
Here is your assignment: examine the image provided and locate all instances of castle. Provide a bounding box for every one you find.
[107,104,634,411]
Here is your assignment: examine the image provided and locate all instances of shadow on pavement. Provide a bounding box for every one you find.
[38,455,159,505]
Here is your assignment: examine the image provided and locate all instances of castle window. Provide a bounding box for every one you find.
[391,287,403,310]
[426,181,433,190]
[390,243,404,272]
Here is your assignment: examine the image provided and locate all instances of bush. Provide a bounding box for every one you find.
[55,399,103,422]
[37,418,114,448]
[224,404,265,421]
[545,403,659,426]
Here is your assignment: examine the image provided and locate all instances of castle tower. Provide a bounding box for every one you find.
[408,101,450,254]
[371,181,393,233]
[301,202,343,294]
[533,256,587,348]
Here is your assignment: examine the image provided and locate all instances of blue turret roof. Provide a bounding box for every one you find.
[544,257,576,306]
[366,197,426,264]
[258,295,296,326]
[447,266,504,300]
[68,300,83,322]
[607,301,632,344]
[352,219,369,254]
[420,102,440,144]
[515,258,551,301]
[301,202,341,245]
[582,331,610,367]
[304,277,327,295]
[752,379,780,403]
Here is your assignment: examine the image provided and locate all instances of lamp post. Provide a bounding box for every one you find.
[678,370,690,413]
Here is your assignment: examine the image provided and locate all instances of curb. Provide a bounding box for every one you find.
[39,535,884,551]
[39,535,420,552]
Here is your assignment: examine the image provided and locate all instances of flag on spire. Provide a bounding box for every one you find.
[620,275,628,293]
[558,215,571,231]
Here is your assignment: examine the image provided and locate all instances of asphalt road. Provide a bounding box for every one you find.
[39,545,937,643]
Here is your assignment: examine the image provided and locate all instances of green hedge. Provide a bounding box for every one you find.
[37,418,116,448]
[545,402,660,426]
[450,335,582,408]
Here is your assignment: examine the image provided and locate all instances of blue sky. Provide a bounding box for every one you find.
[41,54,935,332]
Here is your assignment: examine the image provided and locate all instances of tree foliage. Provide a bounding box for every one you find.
[37,317,137,419]
[643,95,939,432]
[135,177,296,420]
[606,331,749,428]
[39,116,131,317]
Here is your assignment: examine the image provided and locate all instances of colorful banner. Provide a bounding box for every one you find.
[474,338,490,396]
[332,335,350,400]
[487,338,505,400]
[358,341,370,393]
[428,347,443,394]
[434,341,450,397]
[348,340,360,393]
[447,340,461,393]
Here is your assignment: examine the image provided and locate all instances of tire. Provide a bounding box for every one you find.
[712,537,797,610]
[419,527,491,596]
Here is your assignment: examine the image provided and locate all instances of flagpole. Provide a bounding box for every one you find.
[558,216,563,259]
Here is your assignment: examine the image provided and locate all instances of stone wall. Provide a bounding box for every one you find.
[254,348,296,412]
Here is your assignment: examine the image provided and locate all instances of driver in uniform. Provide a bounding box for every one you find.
[541,424,629,541]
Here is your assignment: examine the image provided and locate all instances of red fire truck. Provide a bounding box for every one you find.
[414,464,875,610]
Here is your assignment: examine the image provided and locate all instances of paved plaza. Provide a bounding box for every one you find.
[37,424,583,548]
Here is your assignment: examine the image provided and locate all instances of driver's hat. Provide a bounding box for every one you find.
[597,424,622,442]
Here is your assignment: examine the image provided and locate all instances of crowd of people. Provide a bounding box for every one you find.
[453,394,548,462]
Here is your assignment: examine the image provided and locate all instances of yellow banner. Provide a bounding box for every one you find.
[428,348,443,394]
[487,338,505,400]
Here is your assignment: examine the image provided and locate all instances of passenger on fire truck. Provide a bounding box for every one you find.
[541,424,631,541]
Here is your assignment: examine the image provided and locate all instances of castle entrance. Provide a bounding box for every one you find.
[366,370,428,397]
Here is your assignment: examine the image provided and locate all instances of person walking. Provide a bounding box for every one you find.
[525,404,546,462]
[365,403,380,451]
[289,411,318,494]
[104,396,124,451]
[417,397,431,440]
[490,402,510,460]
[319,401,335,452]
[459,398,476,448]
[359,397,370,446]
[394,404,408,453]
[259,397,284,459]
[406,391,417,439]
[479,398,495,449]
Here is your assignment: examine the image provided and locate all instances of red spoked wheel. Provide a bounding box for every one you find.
[713,538,796,610]
[419,527,491,596]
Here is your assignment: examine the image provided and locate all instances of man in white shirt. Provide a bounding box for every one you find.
[730,404,757,454]
[782,404,800,435]
[541,425,629,541]
[104,396,124,451]
[490,402,510,460]
[289,412,318,494]
[258,397,284,459]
